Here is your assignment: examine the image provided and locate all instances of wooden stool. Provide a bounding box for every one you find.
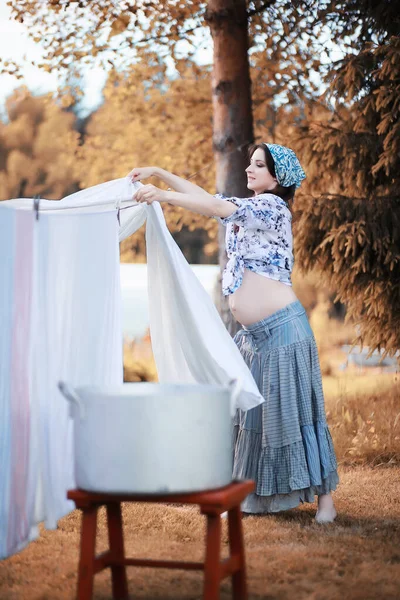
[68,480,254,600]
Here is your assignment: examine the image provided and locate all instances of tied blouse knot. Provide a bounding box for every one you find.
[215,193,294,296]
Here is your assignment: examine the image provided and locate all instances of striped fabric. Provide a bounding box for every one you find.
[0,208,35,559]
[0,205,124,560]
[232,300,339,513]
[0,207,16,559]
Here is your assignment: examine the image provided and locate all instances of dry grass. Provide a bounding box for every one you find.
[123,336,158,383]
[327,378,400,467]
[1,466,400,600]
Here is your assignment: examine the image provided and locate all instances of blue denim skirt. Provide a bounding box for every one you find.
[233,300,339,513]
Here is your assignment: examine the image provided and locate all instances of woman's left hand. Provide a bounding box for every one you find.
[134,184,168,205]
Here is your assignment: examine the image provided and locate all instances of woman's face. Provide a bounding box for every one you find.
[245,147,277,195]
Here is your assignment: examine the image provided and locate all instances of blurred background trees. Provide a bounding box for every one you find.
[1,0,399,353]
[0,88,80,200]
[294,1,400,356]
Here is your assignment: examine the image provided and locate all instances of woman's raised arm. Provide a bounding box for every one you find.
[128,166,210,197]
[133,184,238,219]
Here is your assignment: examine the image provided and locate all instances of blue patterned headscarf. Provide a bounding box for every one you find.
[264,143,306,189]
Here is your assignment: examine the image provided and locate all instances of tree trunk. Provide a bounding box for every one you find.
[206,0,254,336]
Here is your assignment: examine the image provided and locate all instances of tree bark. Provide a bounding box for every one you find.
[206,0,254,336]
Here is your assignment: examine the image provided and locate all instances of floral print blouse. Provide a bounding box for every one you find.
[215,193,294,296]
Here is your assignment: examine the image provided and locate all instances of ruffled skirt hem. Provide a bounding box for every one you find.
[241,469,339,514]
[232,422,339,514]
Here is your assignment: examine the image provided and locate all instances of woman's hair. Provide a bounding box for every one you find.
[247,143,296,204]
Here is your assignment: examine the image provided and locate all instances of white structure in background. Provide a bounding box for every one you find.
[342,345,399,371]
[120,263,220,340]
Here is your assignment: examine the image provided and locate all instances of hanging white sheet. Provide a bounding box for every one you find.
[0,204,122,559]
[55,177,264,410]
[0,177,263,560]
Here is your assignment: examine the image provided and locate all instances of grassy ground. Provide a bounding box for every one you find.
[1,465,399,599]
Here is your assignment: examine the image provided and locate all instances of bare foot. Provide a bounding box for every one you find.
[315,493,337,523]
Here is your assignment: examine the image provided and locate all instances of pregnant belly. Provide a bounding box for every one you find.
[229,269,298,326]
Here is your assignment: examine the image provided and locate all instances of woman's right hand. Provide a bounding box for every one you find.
[127,167,158,182]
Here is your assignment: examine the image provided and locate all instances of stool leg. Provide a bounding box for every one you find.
[203,513,222,600]
[77,505,98,600]
[228,506,248,600]
[107,502,129,600]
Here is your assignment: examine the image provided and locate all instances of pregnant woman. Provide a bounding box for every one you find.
[129,143,338,523]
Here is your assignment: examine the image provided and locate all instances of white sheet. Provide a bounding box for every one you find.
[52,177,264,411]
[0,176,263,559]
[0,205,122,559]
